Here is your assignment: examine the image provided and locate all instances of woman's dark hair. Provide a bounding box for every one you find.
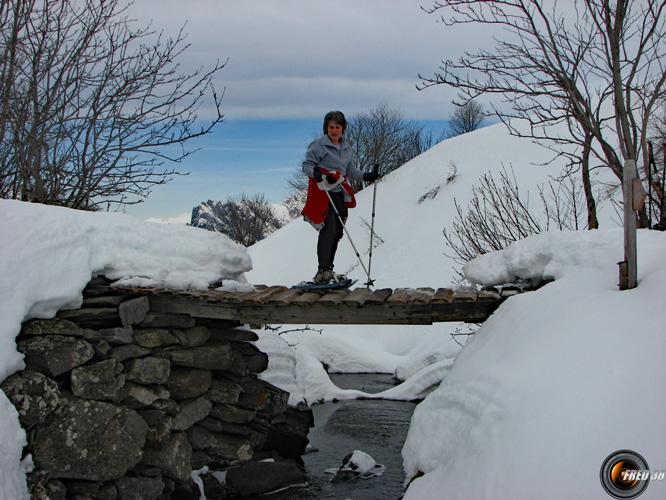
[323,110,347,133]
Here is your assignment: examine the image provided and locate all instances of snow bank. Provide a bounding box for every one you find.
[255,325,462,405]
[0,199,252,499]
[402,229,666,500]
[463,229,623,286]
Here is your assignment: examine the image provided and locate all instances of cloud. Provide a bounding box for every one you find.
[126,1,498,119]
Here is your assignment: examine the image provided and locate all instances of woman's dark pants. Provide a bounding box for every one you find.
[317,190,347,271]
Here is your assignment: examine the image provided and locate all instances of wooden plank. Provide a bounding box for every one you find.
[364,288,393,304]
[236,303,433,325]
[453,289,478,302]
[500,289,520,298]
[148,295,239,321]
[385,288,412,304]
[342,288,373,305]
[242,286,288,304]
[267,288,303,305]
[432,288,455,304]
[225,291,256,303]
[210,291,244,303]
[411,287,435,304]
[477,290,501,302]
[291,292,324,305]
[318,289,351,305]
[431,301,499,323]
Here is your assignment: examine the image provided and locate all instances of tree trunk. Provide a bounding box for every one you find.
[581,133,599,229]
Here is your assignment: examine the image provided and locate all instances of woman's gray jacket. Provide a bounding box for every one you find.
[301,135,364,187]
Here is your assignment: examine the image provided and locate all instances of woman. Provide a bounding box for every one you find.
[301,111,378,284]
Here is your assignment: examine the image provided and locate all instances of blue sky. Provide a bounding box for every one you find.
[127,118,451,221]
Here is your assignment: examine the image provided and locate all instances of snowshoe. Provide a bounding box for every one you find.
[292,278,357,291]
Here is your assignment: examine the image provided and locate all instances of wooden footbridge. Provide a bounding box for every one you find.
[130,285,524,325]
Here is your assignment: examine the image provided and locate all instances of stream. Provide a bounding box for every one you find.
[272,373,418,500]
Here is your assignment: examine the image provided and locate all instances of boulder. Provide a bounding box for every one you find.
[196,417,225,433]
[93,340,113,359]
[98,326,134,345]
[138,410,174,447]
[21,318,87,337]
[133,328,179,349]
[57,308,121,329]
[33,399,147,481]
[119,297,150,326]
[140,432,192,481]
[206,379,242,405]
[139,313,195,329]
[82,295,126,308]
[210,403,256,424]
[165,368,212,400]
[217,422,267,449]
[186,426,253,463]
[18,335,94,377]
[125,357,171,385]
[236,377,288,413]
[157,342,239,371]
[171,326,210,347]
[231,342,268,373]
[64,480,118,500]
[1,370,60,428]
[110,344,152,362]
[114,476,164,500]
[172,397,213,431]
[71,359,126,401]
[120,384,170,409]
[261,406,313,460]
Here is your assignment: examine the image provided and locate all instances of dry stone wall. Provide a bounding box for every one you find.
[2,277,313,499]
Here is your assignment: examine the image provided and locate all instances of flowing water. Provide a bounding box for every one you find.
[273,373,418,500]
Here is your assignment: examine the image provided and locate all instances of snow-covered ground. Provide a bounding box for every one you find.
[1,121,664,499]
[0,200,251,499]
[403,229,666,500]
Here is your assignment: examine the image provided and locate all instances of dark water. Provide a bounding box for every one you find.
[272,374,417,500]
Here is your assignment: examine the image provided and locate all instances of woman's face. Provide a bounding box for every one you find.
[326,121,344,143]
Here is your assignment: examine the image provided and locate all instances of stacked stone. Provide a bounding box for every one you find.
[1,277,313,499]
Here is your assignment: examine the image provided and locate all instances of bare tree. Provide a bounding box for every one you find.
[647,101,666,228]
[447,100,484,137]
[283,188,308,220]
[444,166,585,266]
[0,0,225,209]
[346,102,433,187]
[420,0,666,228]
[191,194,283,247]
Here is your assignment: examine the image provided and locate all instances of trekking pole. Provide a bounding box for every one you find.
[323,188,373,285]
[660,143,666,229]
[366,164,380,289]
[648,142,654,228]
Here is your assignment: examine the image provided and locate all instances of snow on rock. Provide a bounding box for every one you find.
[0,394,30,499]
[0,199,251,380]
[326,450,386,482]
[0,199,253,498]
[402,229,666,500]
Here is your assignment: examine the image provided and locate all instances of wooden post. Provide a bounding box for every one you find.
[619,159,639,290]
